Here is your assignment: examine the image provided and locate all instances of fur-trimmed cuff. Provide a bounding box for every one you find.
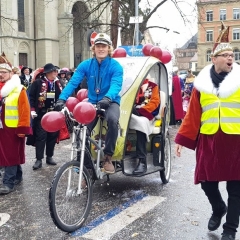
[138,108,154,120]
[175,133,197,150]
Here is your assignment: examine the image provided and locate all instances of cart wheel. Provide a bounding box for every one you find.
[160,133,171,184]
[49,160,93,232]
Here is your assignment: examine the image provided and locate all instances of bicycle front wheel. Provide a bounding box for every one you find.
[49,160,93,232]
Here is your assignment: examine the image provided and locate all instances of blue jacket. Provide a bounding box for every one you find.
[59,56,123,105]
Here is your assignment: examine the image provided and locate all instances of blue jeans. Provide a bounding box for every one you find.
[3,165,22,189]
[88,103,120,156]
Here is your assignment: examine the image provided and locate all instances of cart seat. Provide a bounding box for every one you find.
[129,91,166,140]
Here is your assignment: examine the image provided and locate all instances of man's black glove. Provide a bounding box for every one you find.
[97,97,111,110]
[54,99,66,111]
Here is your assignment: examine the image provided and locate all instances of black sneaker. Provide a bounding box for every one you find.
[221,233,235,240]
[0,185,15,194]
[46,157,57,165]
[208,205,227,231]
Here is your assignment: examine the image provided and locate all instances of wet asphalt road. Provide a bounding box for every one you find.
[0,126,239,240]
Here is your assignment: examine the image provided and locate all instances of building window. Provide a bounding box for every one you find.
[233,8,240,20]
[220,9,226,20]
[19,53,28,66]
[186,52,194,57]
[206,30,213,42]
[18,0,25,32]
[233,28,240,40]
[234,48,240,61]
[206,50,212,62]
[206,11,213,21]
[189,62,192,69]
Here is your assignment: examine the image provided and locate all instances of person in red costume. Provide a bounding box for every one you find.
[175,22,240,240]
[172,67,184,124]
[132,78,160,174]
[28,63,62,170]
[0,52,31,194]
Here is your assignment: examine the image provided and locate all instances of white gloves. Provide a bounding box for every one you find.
[31,111,38,119]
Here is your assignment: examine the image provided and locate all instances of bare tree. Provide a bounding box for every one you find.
[69,0,195,47]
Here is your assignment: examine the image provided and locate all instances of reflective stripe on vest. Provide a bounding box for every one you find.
[5,85,23,127]
[200,89,240,134]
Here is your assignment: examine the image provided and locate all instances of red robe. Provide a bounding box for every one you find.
[172,75,184,120]
[175,63,240,184]
[0,76,32,166]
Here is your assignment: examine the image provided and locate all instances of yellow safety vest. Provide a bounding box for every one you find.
[4,85,23,127]
[200,89,240,134]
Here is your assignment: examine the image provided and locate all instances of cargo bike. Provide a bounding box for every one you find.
[48,56,172,232]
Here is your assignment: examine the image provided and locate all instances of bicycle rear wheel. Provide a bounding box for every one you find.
[49,160,92,232]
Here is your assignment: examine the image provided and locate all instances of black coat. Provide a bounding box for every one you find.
[29,77,62,114]
[20,74,32,89]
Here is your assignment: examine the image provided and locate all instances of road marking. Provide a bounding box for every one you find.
[70,193,165,239]
[0,213,10,227]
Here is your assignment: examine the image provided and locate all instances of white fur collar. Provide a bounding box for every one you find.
[0,74,21,98]
[194,62,240,98]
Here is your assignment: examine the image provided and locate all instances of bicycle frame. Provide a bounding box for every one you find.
[68,112,107,194]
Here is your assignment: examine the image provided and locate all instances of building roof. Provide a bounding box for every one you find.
[180,33,198,49]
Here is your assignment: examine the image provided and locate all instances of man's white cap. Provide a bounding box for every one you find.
[173,66,178,72]
[94,33,112,46]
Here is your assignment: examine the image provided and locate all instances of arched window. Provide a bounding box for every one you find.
[206,50,212,62]
[234,48,240,61]
[18,0,25,32]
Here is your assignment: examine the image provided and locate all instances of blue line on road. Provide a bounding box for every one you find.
[70,192,148,237]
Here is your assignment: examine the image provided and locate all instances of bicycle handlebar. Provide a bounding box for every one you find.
[60,105,105,123]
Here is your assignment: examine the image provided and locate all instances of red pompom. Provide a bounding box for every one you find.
[76,89,88,102]
[66,97,80,112]
[160,50,172,64]
[113,48,127,58]
[73,102,96,124]
[150,46,163,60]
[142,44,154,56]
[41,111,65,132]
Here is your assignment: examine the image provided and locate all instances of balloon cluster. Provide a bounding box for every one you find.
[112,44,171,64]
[41,89,96,132]
[65,89,96,124]
[142,44,171,64]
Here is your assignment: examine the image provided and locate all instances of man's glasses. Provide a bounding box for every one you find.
[216,53,234,58]
[0,71,10,74]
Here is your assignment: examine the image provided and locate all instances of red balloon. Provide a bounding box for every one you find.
[73,102,96,124]
[142,44,154,56]
[41,111,65,132]
[160,50,172,64]
[113,48,127,58]
[82,98,89,102]
[76,89,88,102]
[66,97,79,112]
[150,46,162,60]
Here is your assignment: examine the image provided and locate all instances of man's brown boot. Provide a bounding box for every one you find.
[102,155,115,174]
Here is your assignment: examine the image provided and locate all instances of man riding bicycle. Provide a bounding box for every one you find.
[55,33,123,174]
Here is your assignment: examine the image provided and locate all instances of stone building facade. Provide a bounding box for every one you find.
[0,0,110,69]
[197,0,240,71]
[173,34,198,72]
